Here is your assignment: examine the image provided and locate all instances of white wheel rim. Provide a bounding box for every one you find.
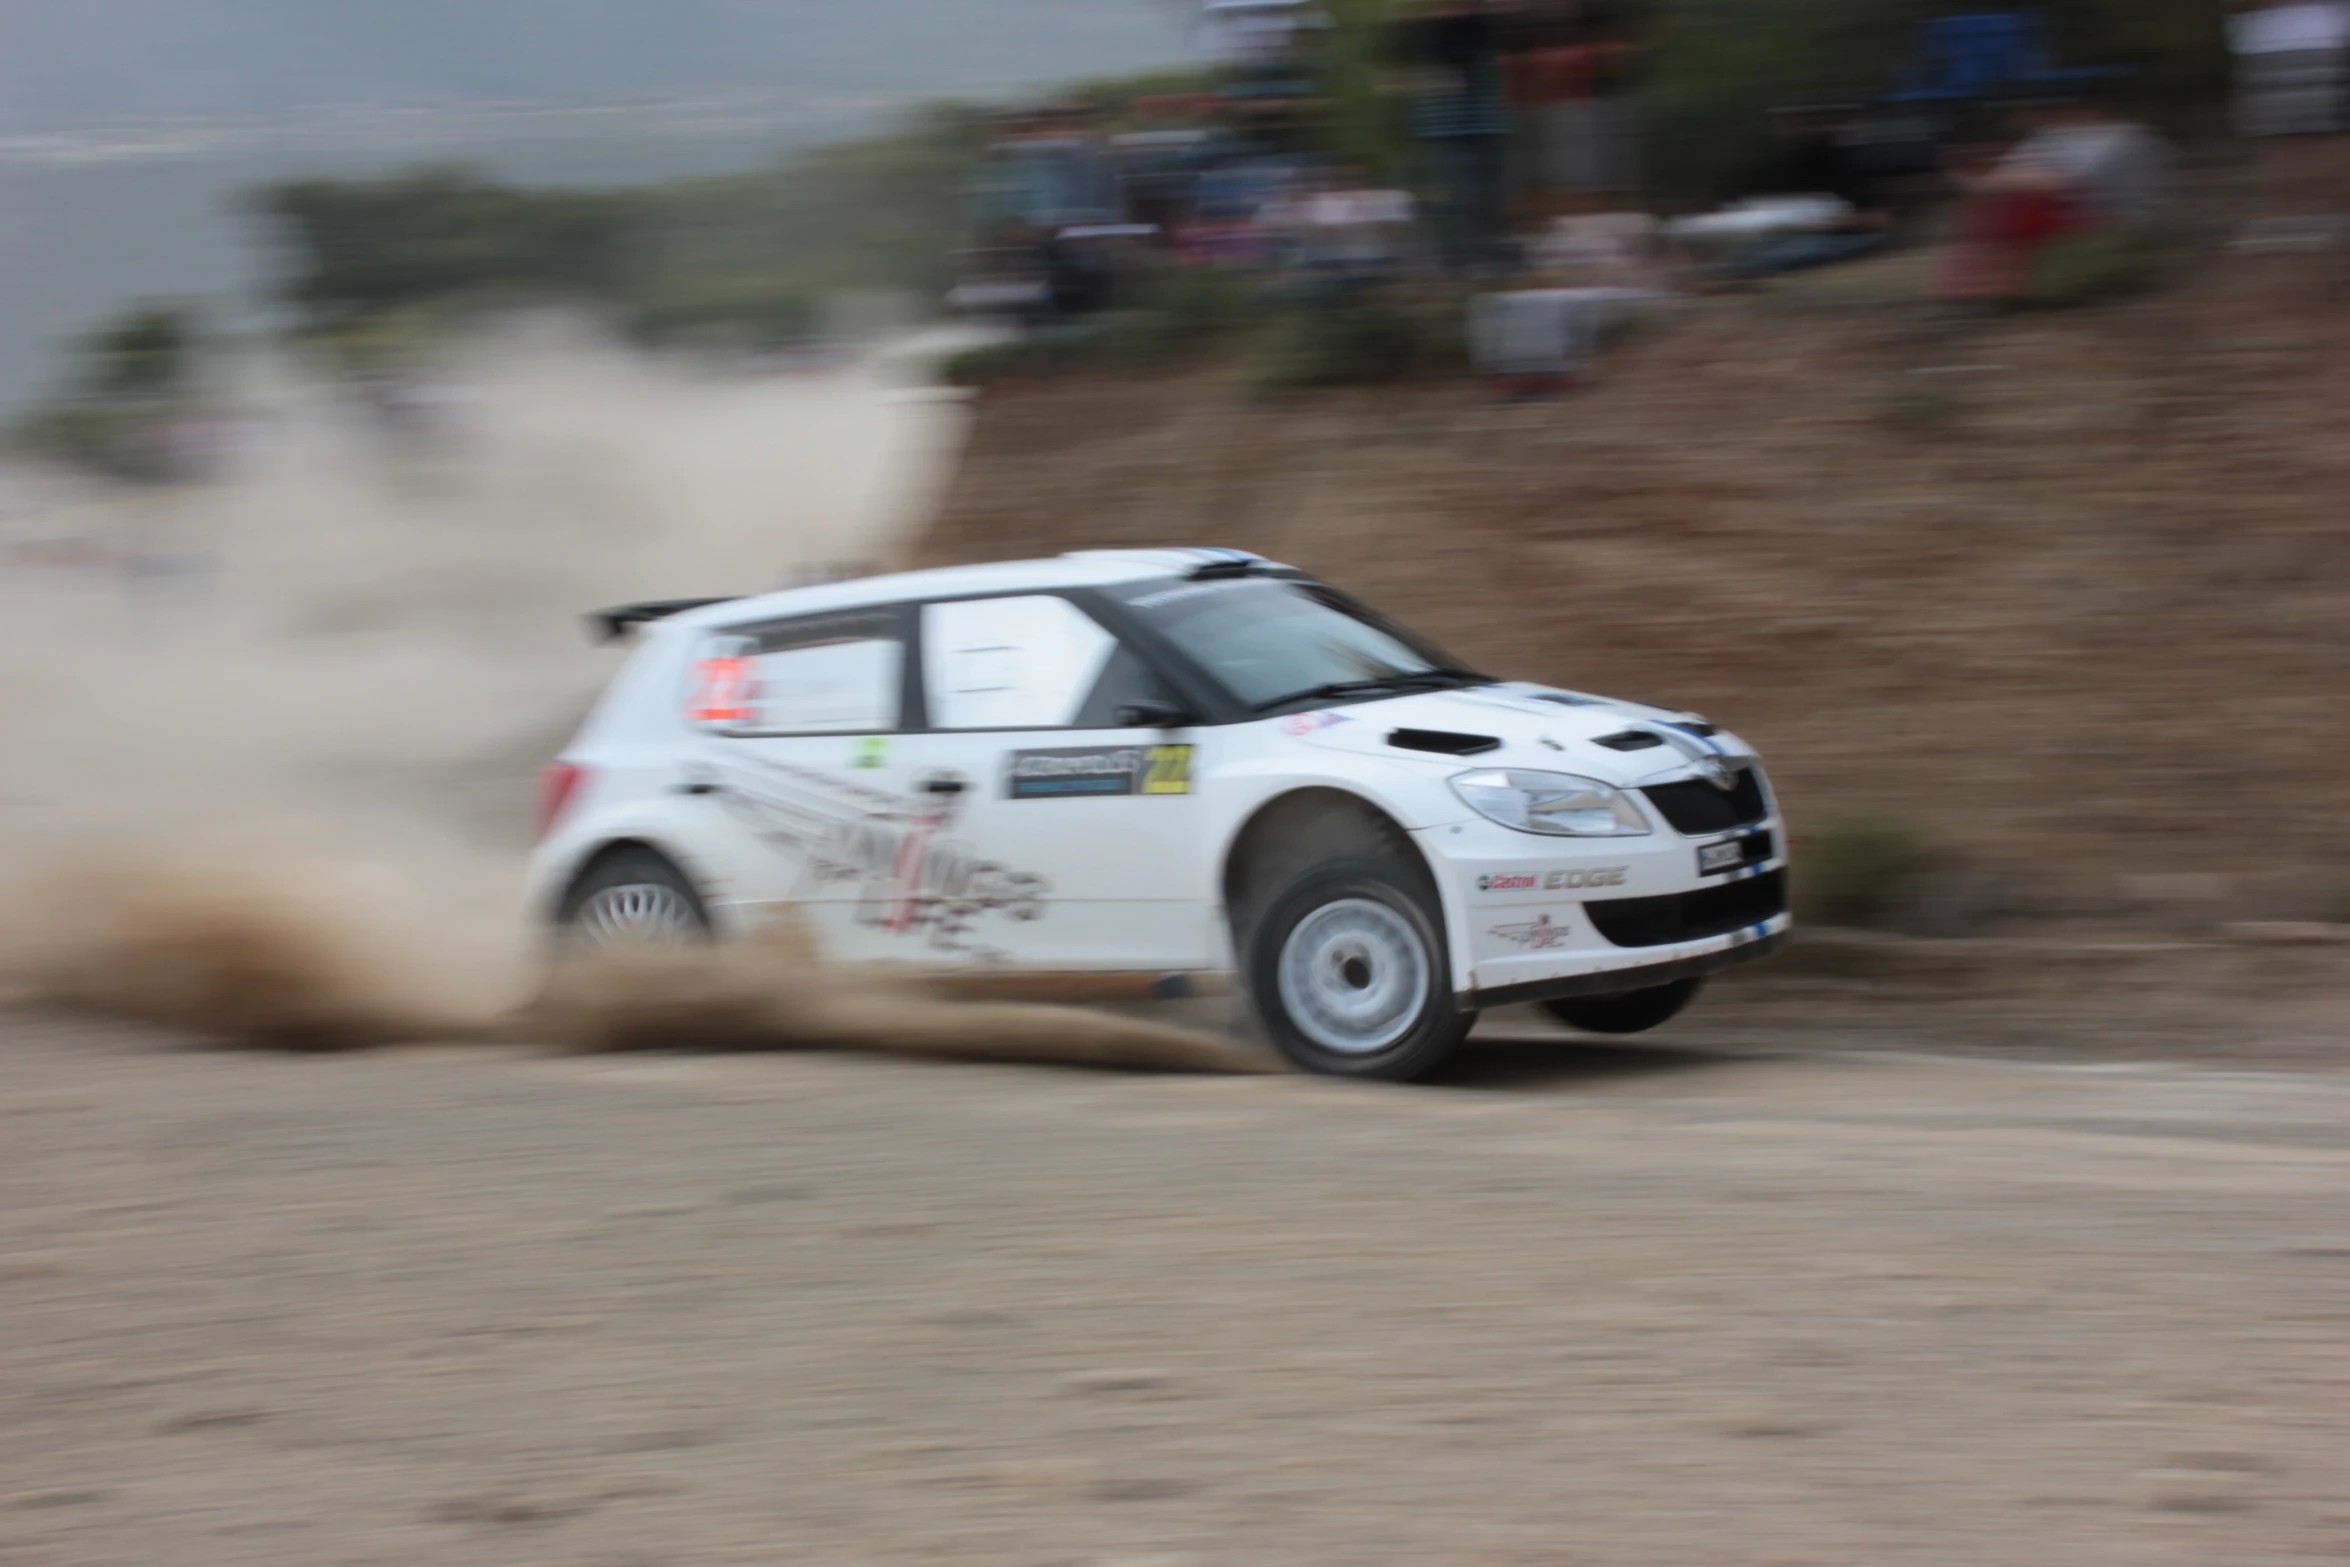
[572,882,700,946]
[1276,897,1431,1055]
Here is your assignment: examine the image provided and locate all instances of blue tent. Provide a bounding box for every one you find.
[1884,12,2129,104]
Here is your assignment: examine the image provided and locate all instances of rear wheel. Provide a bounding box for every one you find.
[1236,810,1472,1081]
[557,846,711,948]
[1540,977,1704,1036]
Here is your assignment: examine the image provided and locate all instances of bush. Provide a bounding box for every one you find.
[1248,289,1459,395]
[945,276,1465,394]
[940,327,1100,386]
[1793,813,1937,929]
[946,268,1265,386]
[624,277,818,350]
[1096,266,1260,369]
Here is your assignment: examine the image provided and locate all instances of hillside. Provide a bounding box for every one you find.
[917,258,2350,933]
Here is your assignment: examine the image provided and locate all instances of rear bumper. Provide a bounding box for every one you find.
[1465,926,1788,1011]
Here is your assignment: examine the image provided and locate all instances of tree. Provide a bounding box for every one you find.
[8,303,207,483]
[252,166,632,333]
[79,305,197,399]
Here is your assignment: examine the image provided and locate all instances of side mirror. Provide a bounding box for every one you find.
[1115,700,1193,729]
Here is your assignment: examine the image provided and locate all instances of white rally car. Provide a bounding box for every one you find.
[529,549,1788,1080]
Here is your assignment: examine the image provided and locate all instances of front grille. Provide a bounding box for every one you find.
[1585,870,1787,948]
[1641,767,1767,835]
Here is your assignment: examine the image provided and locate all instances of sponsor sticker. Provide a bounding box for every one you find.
[1006,744,1193,800]
[853,736,890,771]
[1142,744,1194,795]
[1543,866,1628,891]
[1479,868,1628,894]
[1279,711,1353,736]
[1489,913,1574,950]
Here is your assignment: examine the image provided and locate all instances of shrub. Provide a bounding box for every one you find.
[1096,266,1260,369]
[940,322,1123,386]
[1793,812,1937,929]
[1248,289,1458,395]
[625,278,818,350]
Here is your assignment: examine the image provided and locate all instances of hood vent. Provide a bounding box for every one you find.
[1387,728,1501,757]
[1593,730,1666,752]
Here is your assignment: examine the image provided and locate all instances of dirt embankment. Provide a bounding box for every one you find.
[917,263,2350,935]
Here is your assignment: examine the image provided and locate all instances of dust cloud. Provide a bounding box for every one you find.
[532,929,1270,1073]
[0,320,1262,1071]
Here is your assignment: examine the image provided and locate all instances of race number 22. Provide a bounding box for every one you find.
[1142,745,1194,796]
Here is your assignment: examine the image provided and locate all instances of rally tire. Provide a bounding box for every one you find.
[1540,977,1705,1036]
[556,846,713,948]
[1241,854,1473,1082]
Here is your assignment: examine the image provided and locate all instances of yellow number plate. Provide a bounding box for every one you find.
[1142,745,1194,795]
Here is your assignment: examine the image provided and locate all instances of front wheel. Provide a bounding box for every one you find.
[1244,859,1473,1081]
[1540,977,1705,1036]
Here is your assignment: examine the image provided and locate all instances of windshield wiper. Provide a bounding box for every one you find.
[1250,670,1484,713]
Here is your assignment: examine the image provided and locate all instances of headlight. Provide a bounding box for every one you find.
[1451,769,1651,837]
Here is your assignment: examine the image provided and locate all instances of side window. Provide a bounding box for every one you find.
[924,595,1167,731]
[686,607,904,735]
[1068,642,1180,728]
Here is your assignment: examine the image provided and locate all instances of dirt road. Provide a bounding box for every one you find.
[5,1010,2349,1566]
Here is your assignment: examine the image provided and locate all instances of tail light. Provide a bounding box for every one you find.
[536,762,590,842]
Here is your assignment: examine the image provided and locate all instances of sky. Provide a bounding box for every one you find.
[1,0,1194,130]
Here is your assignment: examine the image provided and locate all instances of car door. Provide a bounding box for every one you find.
[889,592,1217,972]
[676,602,940,962]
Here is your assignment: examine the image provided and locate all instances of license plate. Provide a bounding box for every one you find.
[1698,840,1747,875]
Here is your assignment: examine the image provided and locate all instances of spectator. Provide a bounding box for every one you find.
[1267,168,1418,279]
[1393,0,1513,266]
[2228,0,2350,237]
[1199,0,1328,101]
[2232,0,2350,136]
[1935,87,2167,307]
[1501,6,1639,221]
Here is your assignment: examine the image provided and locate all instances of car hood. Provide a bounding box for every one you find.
[1275,682,1757,788]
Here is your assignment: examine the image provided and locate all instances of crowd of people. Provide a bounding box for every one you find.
[949,1,2345,384]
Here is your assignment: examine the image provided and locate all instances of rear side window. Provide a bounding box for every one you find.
[686,606,904,735]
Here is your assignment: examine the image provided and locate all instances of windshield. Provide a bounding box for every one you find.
[1110,577,1478,712]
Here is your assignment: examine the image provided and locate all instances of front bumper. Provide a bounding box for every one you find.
[1423,806,1789,1000]
[1467,928,1787,1010]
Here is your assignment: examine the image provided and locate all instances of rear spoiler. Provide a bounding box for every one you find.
[586,598,738,645]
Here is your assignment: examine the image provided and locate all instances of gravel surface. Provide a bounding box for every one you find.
[6,1009,2350,1566]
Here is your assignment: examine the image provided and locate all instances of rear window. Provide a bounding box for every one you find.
[686,607,904,735]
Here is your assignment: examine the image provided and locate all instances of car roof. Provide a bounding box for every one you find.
[656,548,1283,635]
